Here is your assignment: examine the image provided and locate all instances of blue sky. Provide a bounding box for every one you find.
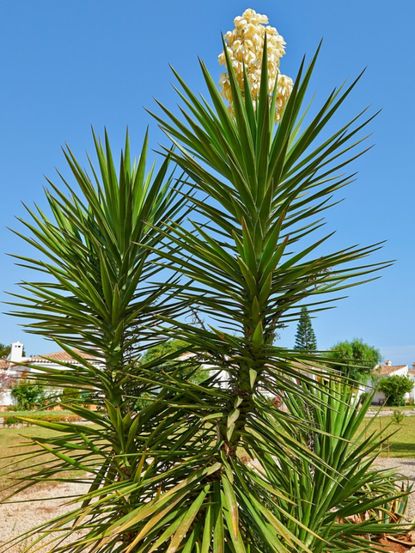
[0,1,414,362]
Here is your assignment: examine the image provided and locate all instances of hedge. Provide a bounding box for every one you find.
[2,411,82,426]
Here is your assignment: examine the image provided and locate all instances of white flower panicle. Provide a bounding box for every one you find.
[218,8,293,121]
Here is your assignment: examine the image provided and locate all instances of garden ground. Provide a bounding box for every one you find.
[0,426,87,552]
[363,415,415,457]
[1,418,415,552]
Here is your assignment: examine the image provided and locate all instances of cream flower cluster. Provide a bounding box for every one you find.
[218,8,293,120]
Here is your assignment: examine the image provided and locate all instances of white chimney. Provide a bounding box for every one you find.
[10,342,24,363]
[385,360,392,367]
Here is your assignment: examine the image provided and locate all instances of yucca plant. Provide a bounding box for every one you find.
[3,8,408,553]
[274,381,410,551]
[136,11,402,551]
[3,130,191,552]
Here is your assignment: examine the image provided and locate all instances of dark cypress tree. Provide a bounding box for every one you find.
[294,307,317,352]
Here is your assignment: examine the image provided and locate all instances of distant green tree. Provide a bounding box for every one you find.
[132,340,207,410]
[60,387,81,405]
[140,339,189,365]
[378,375,413,406]
[11,381,46,410]
[294,307,317,352]
[329,339,381,382]
[0,343,10,358]
[60,387,94,407]
[141,339,207,384]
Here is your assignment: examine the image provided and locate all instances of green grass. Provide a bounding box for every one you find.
[363,415,415,457]
[0,426,65,495]
[0,425,61,449]
[369,405,415,411]
[1,409,83,426]
[0,413,413,503]
[2,409,74,417]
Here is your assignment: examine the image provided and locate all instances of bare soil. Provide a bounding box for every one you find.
[0,482,88,553]
[374,457,415,519]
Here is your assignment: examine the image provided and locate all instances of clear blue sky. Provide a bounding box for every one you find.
[0,1,414,363]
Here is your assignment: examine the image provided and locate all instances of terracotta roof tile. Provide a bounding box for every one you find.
[29,349,100,364]
[375,364,407,376]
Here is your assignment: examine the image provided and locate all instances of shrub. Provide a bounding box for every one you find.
[379,375,413,406]
[11,381,46,410]
[60,387,96,407]
[359,391,370,404]
[60,386,82,406]
[3,414,19,426]
[392,410,405,424]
